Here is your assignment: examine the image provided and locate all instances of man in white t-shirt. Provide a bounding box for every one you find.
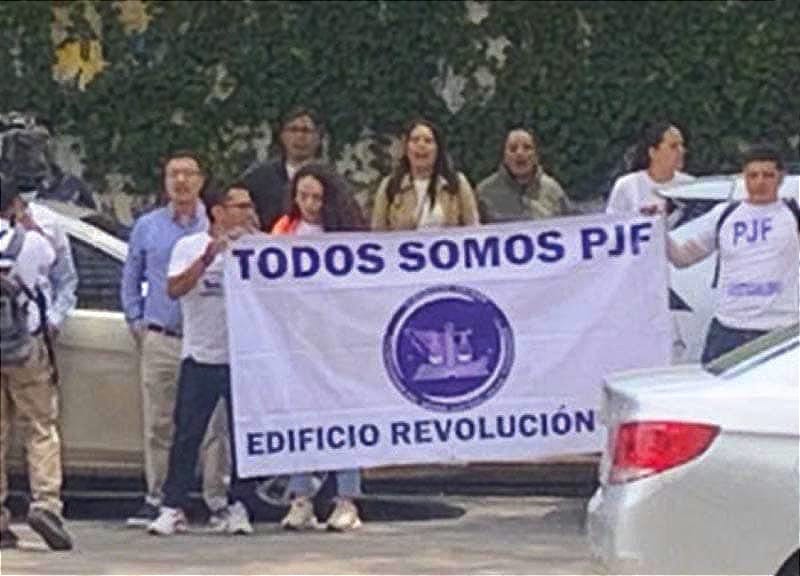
[148,182,259,536]
[0,175,72,551]
[668,144,799,363]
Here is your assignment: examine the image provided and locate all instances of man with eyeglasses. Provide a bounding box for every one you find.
[148,182,258,536]
[242,107,323,231]
[243,107,364,232]
[121,151,231,528]
[241,108,366,508]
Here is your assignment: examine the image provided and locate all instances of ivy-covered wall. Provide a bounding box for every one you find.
[1,0,798,220]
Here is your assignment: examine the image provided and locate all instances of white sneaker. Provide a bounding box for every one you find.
[207,502,253,535]
[326,498,362,532]
[280,496,318,531]
[147,507,187,536]
[226,501,254,535]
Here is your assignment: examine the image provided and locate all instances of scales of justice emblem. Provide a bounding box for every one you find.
[405,321,491,381]
[383,285,514,412]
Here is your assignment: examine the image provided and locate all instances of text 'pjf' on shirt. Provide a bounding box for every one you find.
[707,201,798,331]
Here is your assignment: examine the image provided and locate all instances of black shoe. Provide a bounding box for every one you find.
[27,508,73,551]
[125,501,160,527]
[0,528,18,549]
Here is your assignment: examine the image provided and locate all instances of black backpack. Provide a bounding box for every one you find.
[712,198,800,287]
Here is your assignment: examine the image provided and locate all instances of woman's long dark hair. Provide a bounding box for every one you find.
[386,118,460,208]
[286,163,362,232]
[630,121,677,171]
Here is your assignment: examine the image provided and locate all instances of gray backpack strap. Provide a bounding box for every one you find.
[711,201,741,288]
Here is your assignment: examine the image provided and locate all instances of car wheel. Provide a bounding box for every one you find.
[776,550,799,576]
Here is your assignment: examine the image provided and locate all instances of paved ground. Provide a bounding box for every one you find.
[0,496,600,575]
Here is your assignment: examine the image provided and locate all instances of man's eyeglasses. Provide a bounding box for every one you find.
[166,169,202,179]
[283,125,317,135]
[224,201,255,210]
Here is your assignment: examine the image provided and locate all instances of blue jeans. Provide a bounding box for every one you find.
[162,358,255,511]
[701,318,767,364]
[286,469,361,499]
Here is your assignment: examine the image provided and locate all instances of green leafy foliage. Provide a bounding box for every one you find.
[1,0,797,204]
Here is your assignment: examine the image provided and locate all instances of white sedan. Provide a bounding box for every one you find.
[587,324,799,575]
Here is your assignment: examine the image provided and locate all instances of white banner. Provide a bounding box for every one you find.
[225,214,671,477]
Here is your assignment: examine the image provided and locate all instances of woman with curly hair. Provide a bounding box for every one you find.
[270,163,364,532]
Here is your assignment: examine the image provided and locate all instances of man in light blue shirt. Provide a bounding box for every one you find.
[122,200,205,339]
[120,151,230,527]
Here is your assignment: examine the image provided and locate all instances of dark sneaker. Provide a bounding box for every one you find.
[27,508,73,551]
[125,502,160,527]
[0,527,19,549]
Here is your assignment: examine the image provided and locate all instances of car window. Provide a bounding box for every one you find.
[70,236,123,311]
[705,323,800,376]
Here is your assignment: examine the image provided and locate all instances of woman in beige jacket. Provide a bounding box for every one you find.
[371,118,479,230]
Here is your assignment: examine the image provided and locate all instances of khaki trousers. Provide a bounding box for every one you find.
[0,337,62,531]
[140,331,230,511]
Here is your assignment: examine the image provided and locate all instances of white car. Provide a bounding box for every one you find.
[665,173,799,362]
[587,324,800,575]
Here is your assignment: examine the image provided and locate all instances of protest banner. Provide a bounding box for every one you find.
[224,215,670,477]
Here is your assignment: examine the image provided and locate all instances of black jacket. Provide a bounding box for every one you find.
[242,159,289,231]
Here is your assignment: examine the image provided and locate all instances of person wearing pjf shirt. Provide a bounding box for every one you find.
[148,182,259,536]
[668,144,799,363]
[120,151,230,527]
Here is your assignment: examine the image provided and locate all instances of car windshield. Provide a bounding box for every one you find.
[81,212,131,241]
[705,323,800,376]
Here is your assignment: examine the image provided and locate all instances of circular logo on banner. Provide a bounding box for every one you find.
[383,285,515,413]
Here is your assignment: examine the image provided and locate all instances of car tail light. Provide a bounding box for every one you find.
[609,421,719,484]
